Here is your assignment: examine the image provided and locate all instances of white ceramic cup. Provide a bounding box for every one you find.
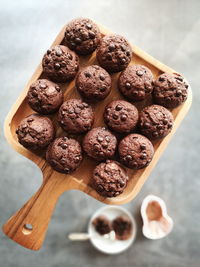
[89,205,137,254]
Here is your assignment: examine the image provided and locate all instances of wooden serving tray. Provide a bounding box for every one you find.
[3,23,192,250]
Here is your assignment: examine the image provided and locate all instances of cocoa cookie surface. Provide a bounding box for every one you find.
[118,133,154,169]
[118,64,154,101]
[76,65,111,102]
[139,104,174,139]
[104,100,139,133]
[58,99,94,134]
[16,114,55,150]
[112,216,132,240]
[153,73,188,108]
[83,127,117,161]
[92,160,128,197]
[46,136,82,173]
[42,45,79,83]
[96,34,132,73]
[27,79,63,114]
[92,215,112,235]
[64,18,101,55]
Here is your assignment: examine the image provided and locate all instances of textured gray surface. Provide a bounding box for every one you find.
[0,0,200,266]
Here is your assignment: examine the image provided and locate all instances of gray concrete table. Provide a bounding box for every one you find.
[0,0,200,266]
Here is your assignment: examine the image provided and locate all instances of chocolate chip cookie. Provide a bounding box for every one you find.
[103,100,139,133]
[118,64,154,101]
[139,105,174,139]
[96,34,132,73]
[82,127,117,161]
[27,79,63,114]
[42,45,79,83]
[118,133,154,169]
[64,18,101,55]
[46,136,82,173]
[153,73,188,108]
[91,160,128,197]
[58,99,94,134]
[92,215,112,235]
[16,114,55,150]
[75,65,111,102]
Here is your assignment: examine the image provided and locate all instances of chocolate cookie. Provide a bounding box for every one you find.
[139,105,174,139]
[82,127,117,161]
[46,136,82,173]
[112,216,132,240]
[92,215,112,235]
[118,134,154,169]
[118,64,154,101]
[104,100,139,133]
[16,114,55,150]
[42,45,79,83]
[75,65,111,102]
[58,99,94,134]
[96,34,132,73]
[153,73,188,108]
[27,79,63,114]
[64,18,101,55]
[91,160,128,197]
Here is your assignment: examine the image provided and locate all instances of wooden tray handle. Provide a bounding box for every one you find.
[2,175,73,251]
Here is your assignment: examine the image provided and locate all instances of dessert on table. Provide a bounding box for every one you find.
[76,65,111,102]
[42,45,79,83]
[27,79,63,114]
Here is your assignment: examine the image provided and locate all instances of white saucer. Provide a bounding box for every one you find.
[88,205,137,254]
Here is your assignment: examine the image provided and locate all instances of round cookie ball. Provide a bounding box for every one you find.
[82,127,117,161]
[16,114,55,150]
[92,215,112,235]
[139,105,174,139]
[112,216,132,240]
[75,65,111,102]
[118,134,154,169]
[64,18,101,55]
[42,45,79,83]
[118,64,154,101]
[153,73,188,108]
[104,100,139,133]
[46,136,82,174]
[27,79,63,114]
[91,160,128,197]
[96,34,132,73]
[58,99,94,134]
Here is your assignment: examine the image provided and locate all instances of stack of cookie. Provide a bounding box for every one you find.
[16,18,189,198]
